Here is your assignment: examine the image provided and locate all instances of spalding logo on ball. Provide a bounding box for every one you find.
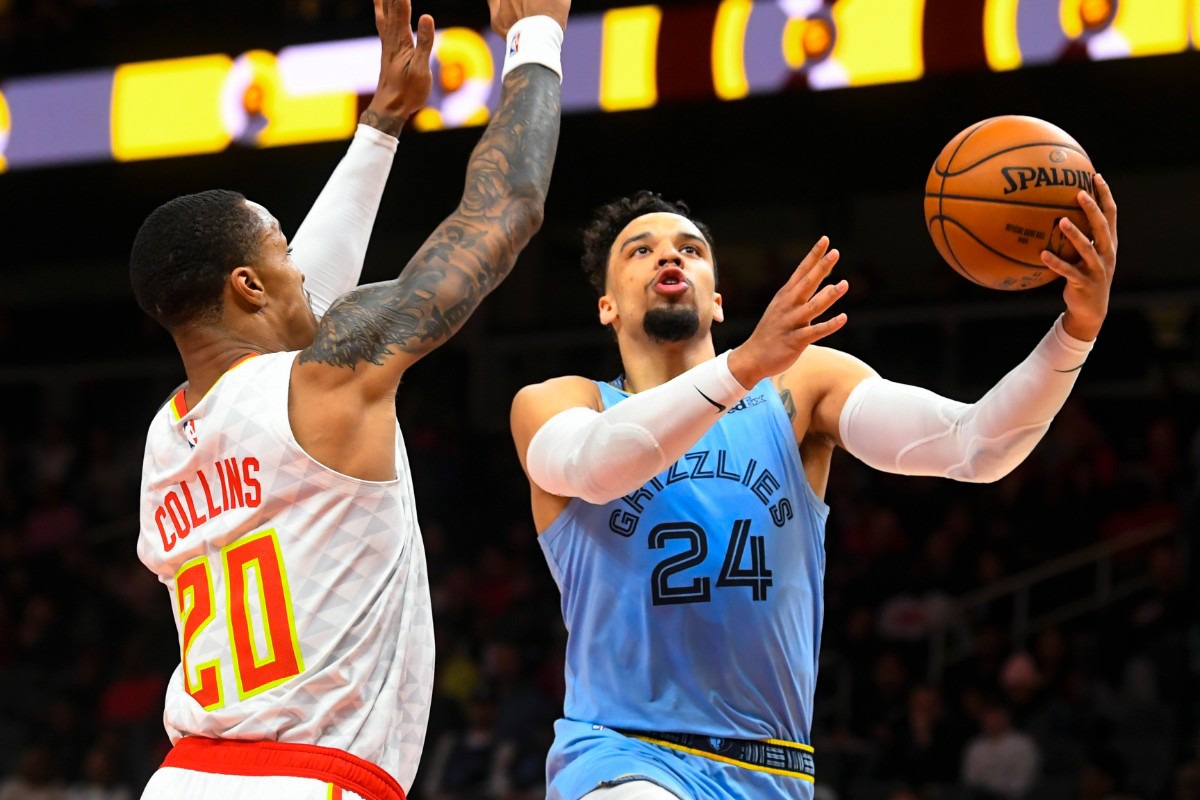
[924,115,1096,291]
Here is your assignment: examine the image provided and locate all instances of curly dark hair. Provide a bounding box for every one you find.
[580,190,716,296]
[129,189,264,330]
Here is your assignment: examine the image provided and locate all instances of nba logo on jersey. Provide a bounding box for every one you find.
[183,419,199,448]
[509,32,520,56]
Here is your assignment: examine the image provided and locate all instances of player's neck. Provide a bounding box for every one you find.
[175,327,262,406]
[618,337,717,394]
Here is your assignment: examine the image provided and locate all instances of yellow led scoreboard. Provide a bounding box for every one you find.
[0,0,1195,172]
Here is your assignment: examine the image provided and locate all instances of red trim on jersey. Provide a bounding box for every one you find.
[161,737,406,800]
[170,388,188,422]
[171,353,262,420]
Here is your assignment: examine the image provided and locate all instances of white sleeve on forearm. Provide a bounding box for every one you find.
[526,351,752,504]
[839,314,1094,483]
[289,124,398,318]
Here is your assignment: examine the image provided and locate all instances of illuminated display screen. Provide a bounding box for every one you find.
[0,0,1195,171]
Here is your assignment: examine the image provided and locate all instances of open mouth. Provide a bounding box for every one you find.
[653,267,688,296]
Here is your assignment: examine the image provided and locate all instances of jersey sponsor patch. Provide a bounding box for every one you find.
[726,394,766,414]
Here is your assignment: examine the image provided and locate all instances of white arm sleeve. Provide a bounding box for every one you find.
[289,124,398,318]
[526,351,751,504]
[839,314,1094,482]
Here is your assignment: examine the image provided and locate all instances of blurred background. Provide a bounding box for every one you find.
[0,0,1198,798]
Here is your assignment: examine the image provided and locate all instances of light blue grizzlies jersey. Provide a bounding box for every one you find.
[539,377,830,746]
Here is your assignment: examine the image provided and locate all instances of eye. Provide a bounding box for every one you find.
[681,245,699,255]
[632,245,651,256]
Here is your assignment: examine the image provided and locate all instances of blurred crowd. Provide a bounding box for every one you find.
[0,336,1196,800]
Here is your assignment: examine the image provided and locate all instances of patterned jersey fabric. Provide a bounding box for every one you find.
[137,351,434,791]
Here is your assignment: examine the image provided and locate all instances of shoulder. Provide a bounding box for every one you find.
[775,345,877,399]
[510,375,602,450]
[512,375,603,414]
[791,345,876,379]
[773,345,879,443]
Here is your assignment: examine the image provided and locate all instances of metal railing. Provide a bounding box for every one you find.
[928,521,1180,681]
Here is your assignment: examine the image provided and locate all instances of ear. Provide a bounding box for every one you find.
[228,266,267,311]
[711,291,724,324]
[598,293,618,327]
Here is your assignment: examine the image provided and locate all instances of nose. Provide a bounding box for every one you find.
[657,247,682,268]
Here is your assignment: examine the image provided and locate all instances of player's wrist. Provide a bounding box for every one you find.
[726,346,762,391]
[359,105,410,138]
[1034,312,1095,373]
[352,122,401,152]
[1059,309,1102,343]
[502,15,564,83]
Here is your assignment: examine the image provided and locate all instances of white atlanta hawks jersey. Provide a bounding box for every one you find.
[137,351,434,791]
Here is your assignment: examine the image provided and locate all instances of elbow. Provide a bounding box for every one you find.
[953,426,1048,483]
[951,451,1023,484]
[957,463,1012,484]
[460,165,547,242]
[493,193,545,258]
[463,189,544,251]
[509,192,546,240]
[573,467,648,506]
[528,417,664,505]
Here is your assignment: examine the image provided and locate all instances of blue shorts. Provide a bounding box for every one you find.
[545,719,815,800]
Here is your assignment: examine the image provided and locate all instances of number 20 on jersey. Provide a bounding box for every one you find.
[174,529,304,710]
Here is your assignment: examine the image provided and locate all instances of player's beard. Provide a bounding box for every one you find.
[643,306,700,343]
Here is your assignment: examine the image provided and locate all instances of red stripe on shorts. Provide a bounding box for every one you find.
[160,737,405,800]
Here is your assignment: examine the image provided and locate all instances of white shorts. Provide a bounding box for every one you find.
[141,737,404,800]
[143,767,368,800]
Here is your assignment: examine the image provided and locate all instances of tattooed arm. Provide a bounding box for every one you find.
[289,61,562,480]
[301,64,560,378]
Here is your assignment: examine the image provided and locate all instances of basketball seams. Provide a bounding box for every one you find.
[922,193,1084,212]
[928,213,1051,271]
[933,141,1091,178]
[936,118,997,286]
[929,213,990,286]
[936,117,997,174]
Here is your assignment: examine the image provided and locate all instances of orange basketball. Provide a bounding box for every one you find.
[924,115,1095,291]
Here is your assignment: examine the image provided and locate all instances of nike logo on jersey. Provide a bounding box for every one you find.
[695,387,727,413]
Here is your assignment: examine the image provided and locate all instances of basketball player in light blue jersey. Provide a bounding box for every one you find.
[510,184,1117,800]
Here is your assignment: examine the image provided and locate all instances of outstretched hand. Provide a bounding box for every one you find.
[1040,174,1117,341]
[727,236,849,388]
[361,0,435,136]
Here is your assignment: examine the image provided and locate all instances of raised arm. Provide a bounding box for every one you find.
[297,18,562,394]
[800,176,1118,483]
[289,0,435,317]
[290,0,566,481]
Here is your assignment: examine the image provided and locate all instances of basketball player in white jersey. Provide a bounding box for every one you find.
[129,0,567,796]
